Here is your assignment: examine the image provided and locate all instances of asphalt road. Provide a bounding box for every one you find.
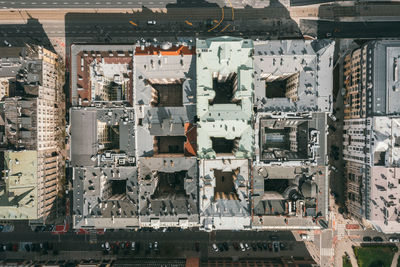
[0,229,313,260]
[0,0,225,9]
[0,229,296,243]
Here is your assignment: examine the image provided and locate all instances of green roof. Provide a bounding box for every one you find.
[196,37,254,159]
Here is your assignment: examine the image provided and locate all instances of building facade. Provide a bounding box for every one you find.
[343,40,400,233]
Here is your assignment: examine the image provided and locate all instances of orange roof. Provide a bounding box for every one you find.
[135,45,195,56]
[184,123,197,157]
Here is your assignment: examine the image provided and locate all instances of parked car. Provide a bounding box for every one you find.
[328,113,337,122]
[262,242,268,250]
[153,241,159,251]
[222,242,229,251]
[268,242,273,251]
[362,236,372,242]
[239,242,245,252]
[233,242,239,251]
[217,243,224,252]
[273,242,279,252]
[301,234,311,240]
[280,242,286,250]
[373,236,383,242]
[389,237,399,243]
[131,241,136,251]
[270,235,279,241]
[0,225,3,232]
[104,242,110,251]
[329,166,338,172]
[328,125,337,132]
[212,243,219,252]
[257,242,263,250]
[251,243,257,251]
[147,20,156,25]
[244,243,250,250]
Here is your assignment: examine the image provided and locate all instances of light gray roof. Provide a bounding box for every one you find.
[254,39,335,113]
[369,40,400,115]
[73,166,139,229]
[138,157,199,227]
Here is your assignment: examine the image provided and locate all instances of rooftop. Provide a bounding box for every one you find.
[73,166,139,228]
[199,159,251,231]
[369,40,400,116]
[134,45,196,158]
[370,117,400,167]
[70,106,136,168]
[196,37,254,159]
[254,39,335,113]
[70,44,135,106]
[0,150,38,220]
[368,166,400,233]
[138,157,198,228]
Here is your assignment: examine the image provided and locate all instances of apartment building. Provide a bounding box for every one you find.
[343,40,400,233]
[0,45,64,223]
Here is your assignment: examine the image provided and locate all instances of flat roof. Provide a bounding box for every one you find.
[0,150,38,220]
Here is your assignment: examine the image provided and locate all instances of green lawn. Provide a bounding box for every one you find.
[343,256,352,267]
[353,246,397,267]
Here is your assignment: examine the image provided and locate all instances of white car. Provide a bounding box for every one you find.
[389,237,399,243]
[131,241,135,251]
[328,113,337,122]
[300,234,311,241]
[147,20,156,25]
[244,243,250,250]
[154,241,159,251]
[239,242,245,252]
[104,242,110,251]
[212,243,219,252]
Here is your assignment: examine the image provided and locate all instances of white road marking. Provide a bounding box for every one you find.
[41,2,47,4]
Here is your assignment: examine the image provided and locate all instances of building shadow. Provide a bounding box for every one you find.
[0,16,54,53]
[64,0,301,50]
[298,2,400,39]
[166,0,219,8]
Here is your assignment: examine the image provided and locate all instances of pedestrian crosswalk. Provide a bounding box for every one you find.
[320,248,334,256]
[337,224,346,240]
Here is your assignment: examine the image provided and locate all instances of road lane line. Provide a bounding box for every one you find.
[208,7,224,32]
[227,0,234,20]
[220,24,230,32]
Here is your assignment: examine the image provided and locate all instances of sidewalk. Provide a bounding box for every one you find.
[391,248,400,267]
